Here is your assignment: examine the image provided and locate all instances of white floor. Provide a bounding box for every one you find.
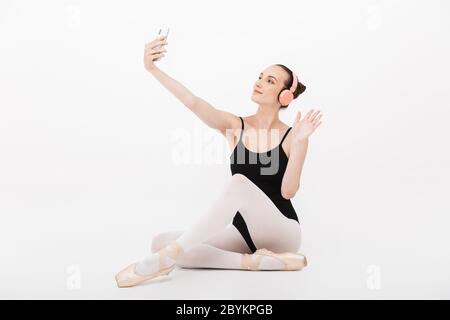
[2,171,450,299]
[2,222,449,299]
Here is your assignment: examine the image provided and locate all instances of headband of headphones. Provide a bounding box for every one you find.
[290,72,298,92]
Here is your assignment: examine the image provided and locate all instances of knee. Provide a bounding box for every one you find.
[223,174,250,197]
[230,173,251,189]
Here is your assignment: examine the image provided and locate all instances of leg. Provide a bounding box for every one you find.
[151,226,251,254]
[150,225,253,269]
[174,173,301,253]
[135,174,302,274]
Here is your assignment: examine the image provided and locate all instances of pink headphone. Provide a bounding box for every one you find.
[278,72,298,106]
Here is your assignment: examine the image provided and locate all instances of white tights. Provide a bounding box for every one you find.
[136,173,302,273]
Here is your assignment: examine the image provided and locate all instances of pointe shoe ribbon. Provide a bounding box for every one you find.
[158,240,184,270]
[115,240,184,288]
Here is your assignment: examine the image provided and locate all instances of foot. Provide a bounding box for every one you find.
[115,240,184,287]
[241,248,307,271]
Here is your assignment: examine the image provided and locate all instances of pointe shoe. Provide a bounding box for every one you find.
[241,248,308,271]
[241,252,265,271]
[115,240,184,288]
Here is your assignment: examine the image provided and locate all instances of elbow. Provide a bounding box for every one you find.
[281,189,297,200]
[281,184,300,199]
[184,95,198,110]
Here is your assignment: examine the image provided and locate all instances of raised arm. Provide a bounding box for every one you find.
[281,110,322,199]
[144,36,241,136]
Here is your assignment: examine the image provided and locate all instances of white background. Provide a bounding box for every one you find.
[1,0,449,299]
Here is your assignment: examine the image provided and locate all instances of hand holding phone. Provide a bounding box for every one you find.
[143,27,170,71]
[154,27,170,61]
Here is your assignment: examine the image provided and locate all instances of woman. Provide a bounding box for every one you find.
[115,35,323,287]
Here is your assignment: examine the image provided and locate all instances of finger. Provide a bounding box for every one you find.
[150,52,165,58]
[306,109,314,120]
[155,35,166,42]
[152,53,165,61]
[149,38,164,45]
[314,121,322,128]
[311,110,321,121]
[313,114,322,124]
[151,42,167,50]
[146,48,167,55]
[149,39,168,49]
[295,111,301,122]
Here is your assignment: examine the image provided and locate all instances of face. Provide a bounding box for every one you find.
[251,65,289,106]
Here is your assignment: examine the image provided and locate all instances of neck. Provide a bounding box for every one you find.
[254,104,280,129]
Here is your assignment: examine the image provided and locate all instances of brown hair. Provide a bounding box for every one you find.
[274,64,306,109]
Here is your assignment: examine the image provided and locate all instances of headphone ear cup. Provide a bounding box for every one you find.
[278,89,294,106]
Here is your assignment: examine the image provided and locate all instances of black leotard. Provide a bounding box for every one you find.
[230,116,300,253]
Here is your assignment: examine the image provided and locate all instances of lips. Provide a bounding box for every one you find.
[254,89,263,94]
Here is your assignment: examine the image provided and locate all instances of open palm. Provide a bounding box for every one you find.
[291,109,323,142]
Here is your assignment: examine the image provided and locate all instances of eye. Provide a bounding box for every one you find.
[258,76,274,84]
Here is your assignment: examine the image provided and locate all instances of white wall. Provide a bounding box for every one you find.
[1,0,449,299]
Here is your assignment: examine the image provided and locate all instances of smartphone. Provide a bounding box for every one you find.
[154,27,169,61]
[158,27,170,39]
